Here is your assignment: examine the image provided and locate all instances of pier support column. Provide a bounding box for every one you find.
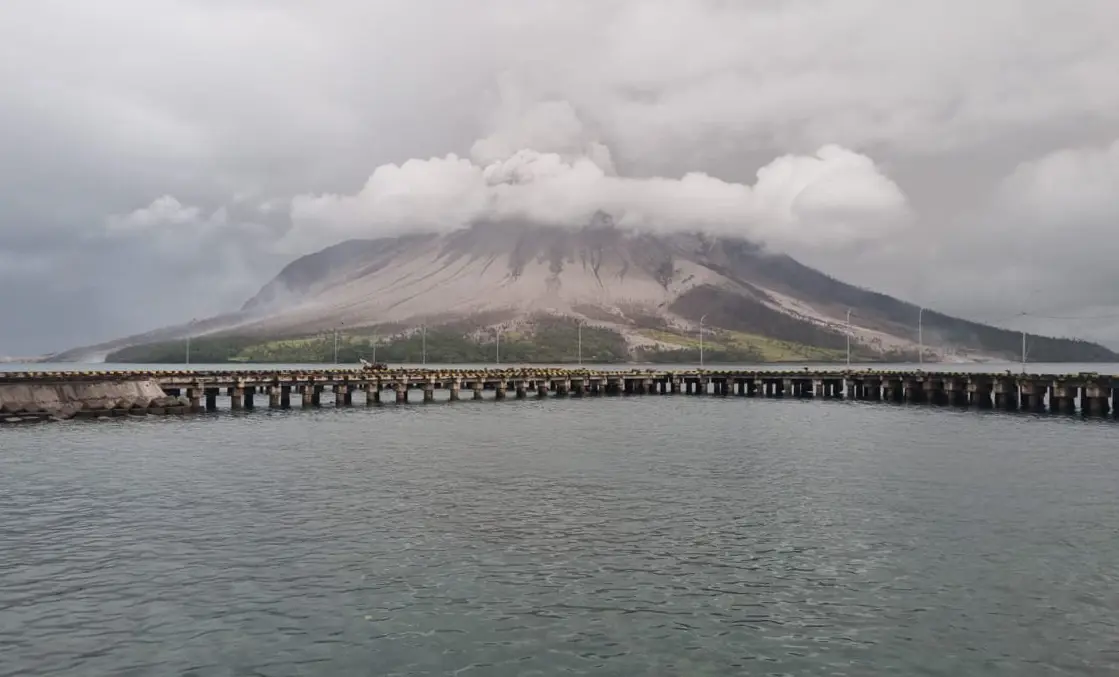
[449,379,461,401]
[536,380,548,398]
[515,381,527,398]
[968,379,993,409]
[1084,384,1109,416]
[269,385,282,409]
[423,379,435,403]
[670,379,681,394]
[365,382,378,405]
[1050,384,1076,414]
[994,379,1019,410]
[204,388,218,412]
[395,383,408,404]
[187,387,203,413]
[280,385,291,409]
[903,379,922,403]
[943,379,966,406]
[473,382,484,400]
[923,379,945,405]
[556,380,570,397]
[311,385,321,408]
[301,384,314,409]
[1020,381,1046,411]
[496,381,508,400]
[573,379,586,396]
[245,386,258,410]
[231,387,245,410]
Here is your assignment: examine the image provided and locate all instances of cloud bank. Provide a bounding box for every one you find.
[2,0,1119,354]
[287,104,911,256]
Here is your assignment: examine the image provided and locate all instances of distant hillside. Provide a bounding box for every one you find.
[66,221,1118,364]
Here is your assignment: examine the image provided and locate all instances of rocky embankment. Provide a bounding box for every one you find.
[0,379,186,424]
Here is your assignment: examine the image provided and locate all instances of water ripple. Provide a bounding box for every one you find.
[2,397,1118,675]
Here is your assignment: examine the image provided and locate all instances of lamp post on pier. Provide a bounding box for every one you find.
[918,307,924,366]
[699,314,707,368]
[845,308,851,367]
[184,317,196,366]
[577,319,583,366]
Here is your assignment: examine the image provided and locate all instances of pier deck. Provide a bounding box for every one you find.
[2,367,1118,421]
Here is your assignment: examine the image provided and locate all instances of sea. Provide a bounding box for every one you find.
[2,361,1118,675]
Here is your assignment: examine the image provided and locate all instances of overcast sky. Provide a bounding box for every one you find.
[2,0,1119,356]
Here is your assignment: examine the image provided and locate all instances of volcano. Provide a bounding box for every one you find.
[52,220,1118,363]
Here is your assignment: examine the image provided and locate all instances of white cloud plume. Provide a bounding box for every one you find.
[3,0,1119,352]
[286,102,910,256]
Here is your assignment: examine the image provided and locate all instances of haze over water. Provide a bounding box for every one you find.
[3,365,1118,675]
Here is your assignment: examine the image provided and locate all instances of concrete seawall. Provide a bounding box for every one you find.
[0,380,177,422]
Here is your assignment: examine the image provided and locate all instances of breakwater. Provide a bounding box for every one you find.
[2,368,1118,423]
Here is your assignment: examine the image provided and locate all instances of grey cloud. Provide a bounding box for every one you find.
[1,0,1119,355]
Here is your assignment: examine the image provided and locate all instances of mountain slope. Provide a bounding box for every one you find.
[54,221,1118,363]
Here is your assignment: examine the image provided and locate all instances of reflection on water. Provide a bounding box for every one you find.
[2,396,1118,675]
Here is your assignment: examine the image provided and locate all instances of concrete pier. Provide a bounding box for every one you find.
[5,368,1119,424]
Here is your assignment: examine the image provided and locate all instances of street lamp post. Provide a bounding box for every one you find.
[185,317,196,366]
[918,307,924,366]
[699,314,707,368]
[577,320,582,366]
[421,325,426,365]
[372,332,377,363]
[845,308,851,367]
[495,328,500,365]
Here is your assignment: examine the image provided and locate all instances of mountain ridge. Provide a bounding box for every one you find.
[49,222,1118,363]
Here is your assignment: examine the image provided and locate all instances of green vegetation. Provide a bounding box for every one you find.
[107,317,631,364]
[107,336,263,364]
[637,329,850,363]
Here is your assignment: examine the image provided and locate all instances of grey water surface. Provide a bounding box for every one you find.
[3,393,1118,676]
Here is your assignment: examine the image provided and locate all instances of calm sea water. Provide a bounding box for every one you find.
[3,378,1119,675]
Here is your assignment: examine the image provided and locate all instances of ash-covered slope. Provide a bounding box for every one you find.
[228,221,1113,362]
[52,221,1117,363]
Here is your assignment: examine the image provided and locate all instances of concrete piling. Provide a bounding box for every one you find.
[11,368,1119,424]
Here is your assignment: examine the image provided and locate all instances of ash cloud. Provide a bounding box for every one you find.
[287,98,911,257]
[1,0,1119,354]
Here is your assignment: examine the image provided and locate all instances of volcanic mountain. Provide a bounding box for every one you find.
[53,221,1117,363]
